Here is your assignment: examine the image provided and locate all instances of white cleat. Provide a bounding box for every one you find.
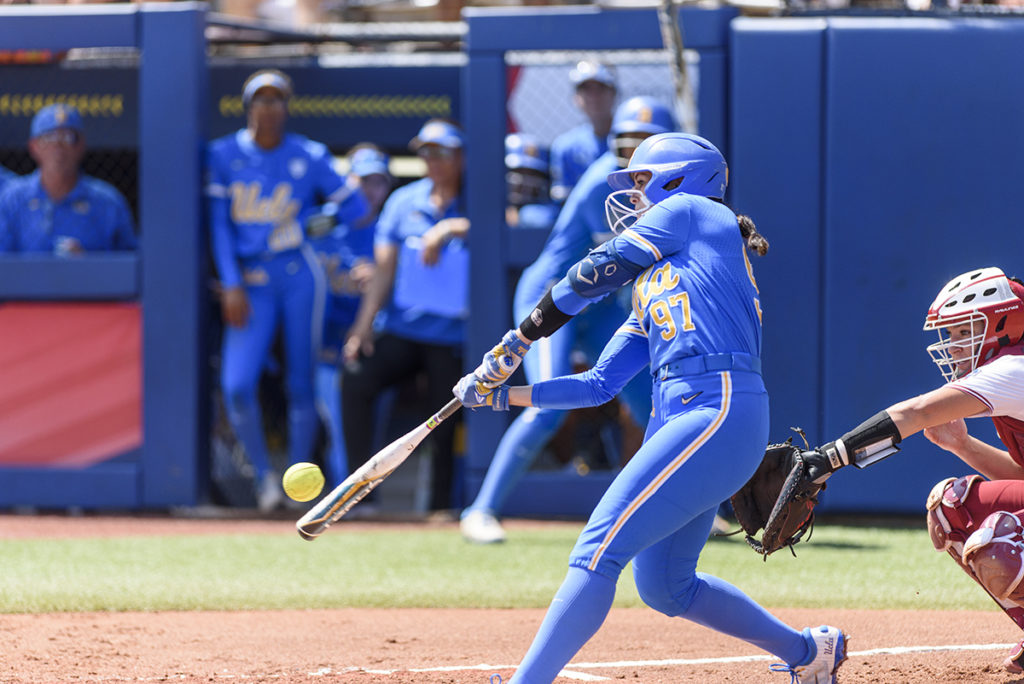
[257,471,284,513]
[772,625,848,683]
[460,510,507,544]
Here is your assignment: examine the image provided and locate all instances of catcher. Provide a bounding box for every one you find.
[735,266,1024,674]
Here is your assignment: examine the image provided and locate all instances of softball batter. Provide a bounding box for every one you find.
[456,132,846,683]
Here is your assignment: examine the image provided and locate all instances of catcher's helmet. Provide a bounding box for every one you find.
[924,267,1024,382]
[609,97,676,168]
[604,132,728,234]
[505,133,550,207]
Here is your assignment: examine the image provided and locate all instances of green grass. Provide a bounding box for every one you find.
[0,516,991,614]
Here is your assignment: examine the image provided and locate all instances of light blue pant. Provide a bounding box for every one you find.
[510,371,810,683]
[221,246,325,479]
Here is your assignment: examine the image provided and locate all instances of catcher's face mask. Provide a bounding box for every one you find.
[923,267,1024,382]
[927,318,985,382]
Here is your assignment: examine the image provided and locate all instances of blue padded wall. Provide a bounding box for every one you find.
[730,18,827,446]
[732,17,1024,512]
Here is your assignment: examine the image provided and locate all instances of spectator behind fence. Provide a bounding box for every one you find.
[505,133,557,232]
[342,119,469,514]
[205,69,369,513]
[308,143,394,488]
[548,60,617,204]
[0,104,136,255]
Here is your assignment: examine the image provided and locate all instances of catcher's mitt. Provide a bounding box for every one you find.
[730,435,827,558]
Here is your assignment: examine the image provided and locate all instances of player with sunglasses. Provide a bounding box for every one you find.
[0,104,136,254]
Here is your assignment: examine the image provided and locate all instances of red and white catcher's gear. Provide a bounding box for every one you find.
[925,476,1024,630]
[963,511,1024,602]
[926,475,983,551]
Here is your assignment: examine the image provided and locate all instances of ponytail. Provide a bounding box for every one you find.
[737,214,768,257]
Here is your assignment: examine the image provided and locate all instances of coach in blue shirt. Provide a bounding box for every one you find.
[0,104,136,254]
[342,119,469,513]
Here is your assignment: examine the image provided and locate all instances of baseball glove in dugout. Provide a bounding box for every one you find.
[730,432,830,558]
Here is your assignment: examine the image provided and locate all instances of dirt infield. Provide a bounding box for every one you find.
[5,515,1024,684]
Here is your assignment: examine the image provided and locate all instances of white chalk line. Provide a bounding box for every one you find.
[66,642,1018,681]
[334,642,1018,681]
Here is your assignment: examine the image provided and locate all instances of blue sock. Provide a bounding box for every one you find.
[681,572,809,665]
[512,566,616,684]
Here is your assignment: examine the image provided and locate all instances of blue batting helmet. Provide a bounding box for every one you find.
[607,132,727,201]
[610,97,677,137]
[505,133,549,174]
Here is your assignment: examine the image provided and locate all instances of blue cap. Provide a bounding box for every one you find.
[505,133,549,174]
[31,104,83,139]
[242,70,293,106]
[569,61,616,89]
[410,120,464,151]
[350,147,391,178]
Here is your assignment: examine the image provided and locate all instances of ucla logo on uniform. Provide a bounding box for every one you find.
[288,158,308,179]
[73,201,90,215]
[230,159,245,172]
[28,198,39,211]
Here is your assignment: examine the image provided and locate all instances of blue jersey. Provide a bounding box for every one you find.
[0,171,136,253]
[550,124,607,203]
[205,129,366,288]
[541,194,762,402]
[623,195,762,370]
[375,177,467,347]
[517,152,618,309]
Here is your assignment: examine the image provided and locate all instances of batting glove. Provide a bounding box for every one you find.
[475,329,531,388]
[453,373,510,411]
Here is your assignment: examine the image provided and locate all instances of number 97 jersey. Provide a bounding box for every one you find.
[620,193,762,371]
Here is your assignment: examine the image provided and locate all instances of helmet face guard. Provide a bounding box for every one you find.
[925,311,987,382]
[604,187,649,234]
[923,267,1024,381]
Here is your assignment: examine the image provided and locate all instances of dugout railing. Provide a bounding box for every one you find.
[0,4,207,509]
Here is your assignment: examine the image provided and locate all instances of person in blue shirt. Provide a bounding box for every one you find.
[459,97,671,545]
[205,69,369,512]
[0,104,136,254]
[504,133,557,232]
[308,143,394,488]
[455,132,847,684]
[549,60,617,204]
[342,119,470,513]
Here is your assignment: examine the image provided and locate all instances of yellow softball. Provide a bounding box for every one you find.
[282,462,325,502]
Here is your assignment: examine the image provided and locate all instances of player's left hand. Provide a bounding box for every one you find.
[475,329,531,388]
[923,418,969,453]
[452,373,509,411]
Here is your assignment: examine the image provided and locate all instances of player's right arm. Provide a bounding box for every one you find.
[455,319,648,411]
[205,142,248,328]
